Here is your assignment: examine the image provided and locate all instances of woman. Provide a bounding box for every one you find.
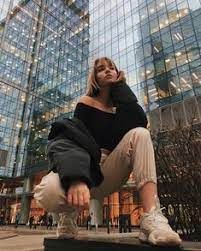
[34,57,181,246]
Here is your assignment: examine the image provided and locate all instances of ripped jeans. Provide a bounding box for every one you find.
[34,127,157,213]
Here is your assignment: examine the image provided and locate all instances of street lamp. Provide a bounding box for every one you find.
[106,196,110,234]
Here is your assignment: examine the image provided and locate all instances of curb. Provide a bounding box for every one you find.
[0,234,18,240]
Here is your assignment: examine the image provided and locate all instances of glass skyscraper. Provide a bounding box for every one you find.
[25,0,89,177]
[88,0,201,132]
[0,0,90,223]
[0,0,89,177]
[0,0,200,225]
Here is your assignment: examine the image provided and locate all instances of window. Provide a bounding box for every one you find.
[191,66,201,95]
[0,149,8,166]
[169,75,181,96]
[175,50,187,66]
[148,84,159,110]
[181,19,194,39]
[188,0,201,11]
[143,42,152,58]
[161,30,172,49]
[150,18,159,34]
[186,42,200,62]
[155,59,166,75]
[165,52,176,71]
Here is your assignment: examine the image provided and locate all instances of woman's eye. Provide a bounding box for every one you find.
[98,67,105,72]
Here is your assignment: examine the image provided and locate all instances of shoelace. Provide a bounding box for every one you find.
[143,207,171,230]
[59,213,77,228]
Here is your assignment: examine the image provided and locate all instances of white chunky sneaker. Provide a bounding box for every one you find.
[56,210,78,239]
[139,207,182,246]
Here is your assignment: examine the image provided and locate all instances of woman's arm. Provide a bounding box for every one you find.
[110,71,137,105]
[47,137,93,189]
[110,81,138,105]
[110,76,148,128]
[47,137,91,208]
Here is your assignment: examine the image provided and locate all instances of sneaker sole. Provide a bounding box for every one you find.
[139,231,182,247]
[139,231,149,243]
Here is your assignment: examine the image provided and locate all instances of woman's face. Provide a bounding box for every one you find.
[95,60,118,87]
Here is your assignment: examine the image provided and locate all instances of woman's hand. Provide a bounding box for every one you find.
[66,181,90,208]
[115,70,126,83]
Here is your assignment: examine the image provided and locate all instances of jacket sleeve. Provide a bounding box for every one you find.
[110,81,148,128]
[110,81,138,105]
[47,137,93,191]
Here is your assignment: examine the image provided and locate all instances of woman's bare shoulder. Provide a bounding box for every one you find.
[77,95,95,106]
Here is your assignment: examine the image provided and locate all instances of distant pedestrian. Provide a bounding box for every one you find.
[47,214,53,230]
[39,214,43,226]
[86,214,92,230]
[33,216,38,229]
[15,212,20,228]
[29,215,34,229]
[42,212,48,227]
[0,211,5,225]
[6,216,10,225]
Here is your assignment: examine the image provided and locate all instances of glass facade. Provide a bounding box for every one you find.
[0,0,40,177]
[25,0,89,176]
[1,0,201,178]
[89,0,201,131]
[0,0,89,178]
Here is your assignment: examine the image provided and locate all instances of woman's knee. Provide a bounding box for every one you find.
[129,127,150,139]
[34,171,66,213]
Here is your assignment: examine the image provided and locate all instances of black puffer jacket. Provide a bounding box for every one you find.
[47,117,104,191]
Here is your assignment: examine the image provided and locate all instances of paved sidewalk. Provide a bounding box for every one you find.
[0,225,124,237]
[0,225,134,240]
[0,230,18,240]
[1,226,201,251]
[0,234,53,251]
[0,227,139,251]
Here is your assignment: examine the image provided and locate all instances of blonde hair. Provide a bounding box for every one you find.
[86,57,118,97]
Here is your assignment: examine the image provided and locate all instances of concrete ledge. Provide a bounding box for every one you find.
[44,237,187,251]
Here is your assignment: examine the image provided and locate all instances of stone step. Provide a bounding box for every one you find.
[44,237,200,251]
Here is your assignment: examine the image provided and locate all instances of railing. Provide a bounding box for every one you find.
[153,124,201,241]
